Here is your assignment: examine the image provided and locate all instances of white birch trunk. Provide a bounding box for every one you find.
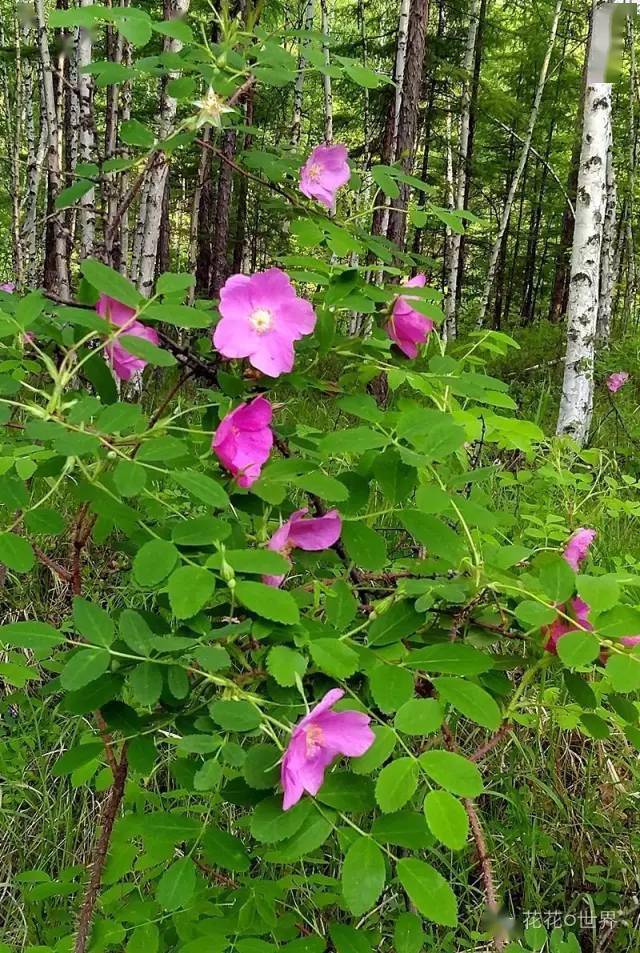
[556,82,612,441]
[320,0,333,144]
[135,0,190,295]
[478,0,562,325]
[443,0,481,340]
[596,110,615,342]
[34,0,70,297]
[291,0,315,147]
[392,0,411,149]
[77,0,95,260]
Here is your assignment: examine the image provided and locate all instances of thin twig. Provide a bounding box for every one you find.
[470,723,512,762]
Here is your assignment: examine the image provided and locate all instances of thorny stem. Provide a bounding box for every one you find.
[74,745,128,953]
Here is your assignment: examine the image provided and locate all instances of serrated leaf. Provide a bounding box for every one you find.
[267,646,308,686]
[396,858,458,927]
[423,790,469,850]
[341,837,385,916]
[375,757,419,813]
[557,631,600,669]
[309,638,359,678]
[419,750,483,797]
[394,698,443,735]
[133,539,179,587]
[73,596,114,647]
[128,662,162,707]
[433,676,501,730]
[156,857,196,911]
[61,648,111,690]
[168,566,215,619]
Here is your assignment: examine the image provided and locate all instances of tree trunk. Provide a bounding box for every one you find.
[291,0,315,146]
[134,0,190,295]
[77,0,96,260]
[443,0,481,339]
[320,0,333,144]
[35,0,70,297]
[478,0,562,324]
[556,3,612,445]
[596,123,616,342]
[232,92,254,274]
[209,130,237,295]
[386,0,431,250]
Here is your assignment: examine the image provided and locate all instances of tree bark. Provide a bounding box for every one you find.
[556,3,612,444]
[35,0,70,297]
[77,0,96,260]
[134,0,190,295]
[209,130,237,295]
[291,0,315,146]
[477,0,562,325]
[320,0,333,143]
[386,0,431,250]
[596,122,616,342]
[443,0,481,340]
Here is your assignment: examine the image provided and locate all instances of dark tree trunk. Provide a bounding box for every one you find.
[156,176,171,277]
[232,91,254,274]
[195,128,214,294]
[387,0,431,250]
[209,129,237,296]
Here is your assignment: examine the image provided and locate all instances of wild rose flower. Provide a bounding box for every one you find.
[97,294,160,382]
[299,144,351,212]
[281,688,374,810]
[620,635,640,647]
[212,396,273,488]
[0,282,15,293]
[544,598,591,654]
[213,268,316,378]
[562,528,596,572]
[386,274,434,359]
[607,371,629,393]
[263,507,342,587]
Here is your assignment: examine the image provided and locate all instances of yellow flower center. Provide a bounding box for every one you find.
[249,308,273,333]
[305,724,324,756]
[306,163,322,182]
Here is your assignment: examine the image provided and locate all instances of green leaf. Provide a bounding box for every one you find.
[0,620,63,651]
[201,826,251,871]
[369,664,414,713]
[317,772,375,811]
[210,699,261,731]
[515,600,558,628]
[55,179,93,210]
[193,645,231,672]
[168,566,215,619]
[119,333,176,367]
[399,512,466,564]
[368,601,422,647]
[351,725,396,774]
[171,469,230,509]
[325,580,358,630]
[0,532,34,572]
[61,648,111,690]
[73,597,114,647]
[433,676,501,730]
[328,923,373,953]
[23,507,66,537]
[114,459,147,497]
[81,259,141,309]
[375,757,419,813]
[172,516,231,546]
[419,750,483,797]
[211,549,290,576]
[537,555,576,604]
[371,811,433,849]
[342,837,385,916]
[250,796,312,843]
[235,581,300,625]
[133,539,179,586]
[118,609,155,656]
[156,857,196,911]
[128,662,163,707]
[393,913,425,953]
[120,118,155,148]
[556,631,600,669]
[606,652,640,693]
[319,427,387,456]
[243,743,280,789]
[267,646,308,686]
[293,471,349,502]
[310,638,359,679]
[394,698,443,736]
[342,522,387,571]
[423,790,469,850]
[396,858,458,927]
[405,643,493,675]
[576,575,620,612]
[52,742,103,777]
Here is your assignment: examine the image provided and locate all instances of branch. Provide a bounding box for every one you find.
[74,746,128,953]
[470,723,512,763]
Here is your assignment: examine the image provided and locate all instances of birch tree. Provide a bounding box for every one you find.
[291,0,315,147]
[443,0,481,340]
[556,0,612,443]
[34,0,70,297]
[134,0,190,295]
[76,0,96,260]
[320,0,333,143]
[477,0,562,324]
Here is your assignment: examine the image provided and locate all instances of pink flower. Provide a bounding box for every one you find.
[0,282,15,293]
[544,597,591,654]
[281,688,374,810]
[620,635,640,647]
[212,396,273,488]
[607,372,629,393]
[97,294,160,382]
[299,144,351,212]
[213,269,316,378]
[562,528,596,572]
[386,275,434,359]
[263,507,342,587]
